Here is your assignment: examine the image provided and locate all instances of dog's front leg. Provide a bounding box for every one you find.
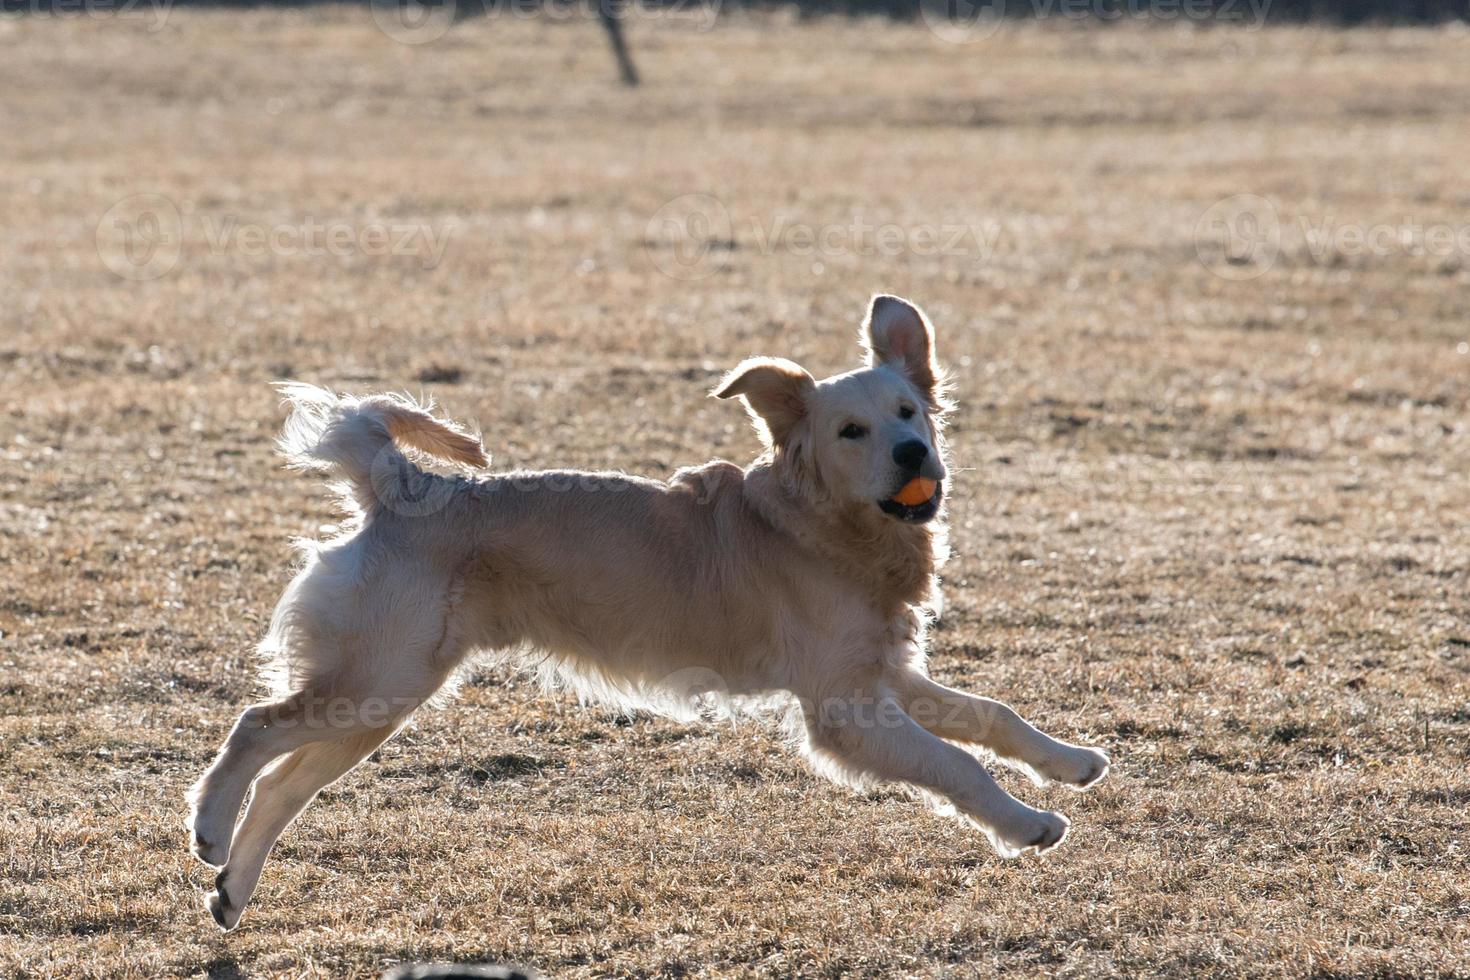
[802,686,1069,858]
[890,669,1109,790]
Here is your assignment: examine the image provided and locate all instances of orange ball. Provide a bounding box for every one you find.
[892,477,937,506]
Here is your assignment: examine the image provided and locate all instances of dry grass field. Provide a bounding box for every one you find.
[3,7,1469,977]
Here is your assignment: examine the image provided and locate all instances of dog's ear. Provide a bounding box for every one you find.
[863,294,938,401]
[712,357,816,447]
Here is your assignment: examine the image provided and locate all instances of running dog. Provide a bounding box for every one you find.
[187,294,1109,930]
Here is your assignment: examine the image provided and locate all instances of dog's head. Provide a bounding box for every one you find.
[714,294,948,525]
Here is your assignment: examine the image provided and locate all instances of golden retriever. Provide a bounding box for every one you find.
[187,294,1109,930]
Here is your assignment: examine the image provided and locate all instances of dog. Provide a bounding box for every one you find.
[186,294,1109,931]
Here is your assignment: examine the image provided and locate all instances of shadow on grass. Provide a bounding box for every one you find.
[203,957,244,980]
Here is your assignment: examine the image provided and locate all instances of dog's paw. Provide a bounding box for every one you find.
[186,804,231,868]
[990,808,1070,858]
[191,830,229,869]
[206,870,244,932]
[1051,746,1109,791]
[1027,745,1109,791]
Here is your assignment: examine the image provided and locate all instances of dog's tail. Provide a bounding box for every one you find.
[274,382,488,516]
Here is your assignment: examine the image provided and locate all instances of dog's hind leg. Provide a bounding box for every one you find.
[188,553,471,869]
[206,727,395,931]
[889,669,1109,790]
[804,685,1071,859]
[187,690,360,868]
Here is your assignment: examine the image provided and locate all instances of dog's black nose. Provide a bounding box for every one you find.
[892,440,929,472]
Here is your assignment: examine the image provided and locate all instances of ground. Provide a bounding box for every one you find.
[2,8,1468,978]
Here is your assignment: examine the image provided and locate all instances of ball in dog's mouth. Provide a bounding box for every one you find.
[878,478,942,523]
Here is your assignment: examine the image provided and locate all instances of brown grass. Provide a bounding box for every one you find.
[2,9,1469,977]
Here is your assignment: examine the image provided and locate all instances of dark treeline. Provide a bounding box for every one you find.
[740,0,1469,20]
[8,0,1469,22]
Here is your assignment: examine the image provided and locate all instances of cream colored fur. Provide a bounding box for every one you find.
[186,294,1109,931]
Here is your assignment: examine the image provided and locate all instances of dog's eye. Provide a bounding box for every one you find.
[839,423,867,440]
[898,406,915,420]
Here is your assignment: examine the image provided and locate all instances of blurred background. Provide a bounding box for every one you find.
[3,0,1467,976]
